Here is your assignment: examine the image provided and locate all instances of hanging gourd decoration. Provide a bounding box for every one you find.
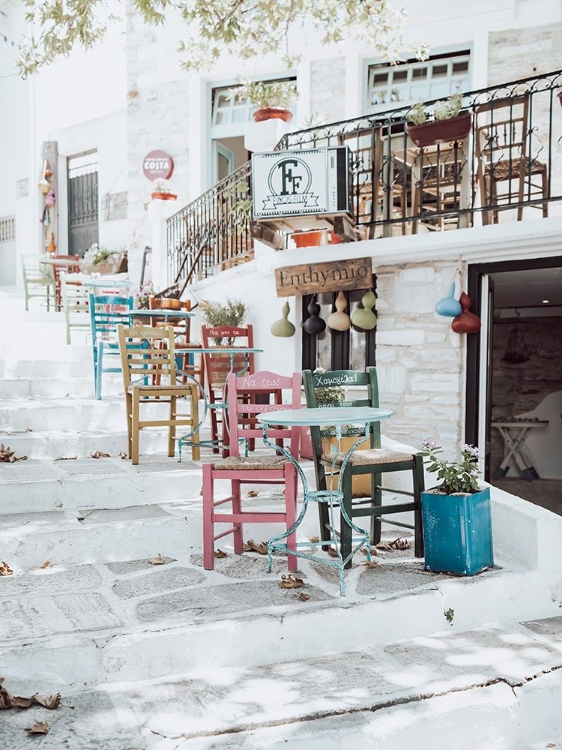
[47,232,56,254]
[302,298,326,335]
[38,178,51,194]
[42,206,50,226]
[327,291,351,331]
[271,301,296,337]
[350,289,377,331]
[451,292,481,334]
[435,281,462,317]
[45,190,56,207]
[44,160,53,179]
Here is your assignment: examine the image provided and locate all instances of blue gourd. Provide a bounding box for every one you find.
[435,282,462,317]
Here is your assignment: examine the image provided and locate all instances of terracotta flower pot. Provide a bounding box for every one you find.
[151,192,177,201]
[292,230,327,248]
[253,108,293,123]
[407,112,473,148]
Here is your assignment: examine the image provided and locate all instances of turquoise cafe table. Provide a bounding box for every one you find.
[257,405,392,596]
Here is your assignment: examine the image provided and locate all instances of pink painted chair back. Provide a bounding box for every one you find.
[202,370,302,571]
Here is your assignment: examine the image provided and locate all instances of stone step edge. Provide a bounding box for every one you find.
[1,568,557,688]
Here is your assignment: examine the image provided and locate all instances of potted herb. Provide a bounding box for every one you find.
[199,298,247,344]
[420,439,493,576]
[407,91,472,148]
[230,78,298,123]
[151,179,177,201]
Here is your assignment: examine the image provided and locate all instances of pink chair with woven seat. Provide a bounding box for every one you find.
[202,370,301,571]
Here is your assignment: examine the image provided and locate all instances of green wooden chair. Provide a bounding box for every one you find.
[302,367,425,566]
[21,254,55,311]
[61,275,90,345]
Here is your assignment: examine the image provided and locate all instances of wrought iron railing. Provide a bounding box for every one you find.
[168,70,562,287]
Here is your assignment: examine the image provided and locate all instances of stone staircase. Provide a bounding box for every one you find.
[2,287,562,749]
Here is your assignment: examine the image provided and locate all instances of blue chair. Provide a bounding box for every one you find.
[89,293,133,399]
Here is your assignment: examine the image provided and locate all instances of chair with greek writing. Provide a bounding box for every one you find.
[201,324,255,454]
[202,370,301,570]
[303,367,424,565]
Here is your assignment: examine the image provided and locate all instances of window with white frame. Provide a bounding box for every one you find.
[367,51,471,112]
[211,77,297,128]
[0,216,15,242]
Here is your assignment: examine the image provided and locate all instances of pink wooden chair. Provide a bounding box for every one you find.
[202,370,301,571]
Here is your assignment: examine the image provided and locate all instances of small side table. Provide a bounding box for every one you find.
[257,406,393,596]
[492,419,548,482]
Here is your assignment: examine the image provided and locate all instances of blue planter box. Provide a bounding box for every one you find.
[421,486,494,576]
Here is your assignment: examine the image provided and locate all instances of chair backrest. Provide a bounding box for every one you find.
[117,325,177,390]
[149,297,192,340]
[475,94,531,169]
[225,370,301,458]
[21,254,52,282]
[201,324,255,389]
[50,255,81,283]
[89,293,133,345]
[61,275,90,325]
[302,368,381,456]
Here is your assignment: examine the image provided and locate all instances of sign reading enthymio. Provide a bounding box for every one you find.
[275,258,373,297]
[252,147,350,219]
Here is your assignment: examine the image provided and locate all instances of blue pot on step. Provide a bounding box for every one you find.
[421,486,493,576]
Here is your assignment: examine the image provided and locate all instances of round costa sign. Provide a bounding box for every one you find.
[143,150,174,181]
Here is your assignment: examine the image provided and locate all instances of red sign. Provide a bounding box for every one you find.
[143,150,174,181]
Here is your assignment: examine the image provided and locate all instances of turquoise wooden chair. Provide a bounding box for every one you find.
[89,293,133,399]
[302,367,425,565]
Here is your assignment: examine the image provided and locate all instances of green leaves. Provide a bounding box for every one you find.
[420,440,481,495]
[16,0,427,77]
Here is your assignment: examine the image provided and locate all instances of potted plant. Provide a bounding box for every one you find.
[230,78,298,123]
[419,439,493,576]
[151,179,177,201]
[407,91,472,148]
[199,298,247,344]
[79,243,126,275]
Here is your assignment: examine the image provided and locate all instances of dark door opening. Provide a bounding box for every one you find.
[467,258,562,514]
[68,151,99,257]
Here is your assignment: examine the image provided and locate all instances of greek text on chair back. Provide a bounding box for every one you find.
[200,324,255,454]
[202,370,301,571]
[302,367,424,564]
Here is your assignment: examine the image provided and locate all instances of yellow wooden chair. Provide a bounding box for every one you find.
[117,324,200,464]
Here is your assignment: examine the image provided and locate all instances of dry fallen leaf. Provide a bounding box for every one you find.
[0,561,13,576]
[0,683,11,710]
[26,721,50,734]
[243,540,268,555]
[546,744,556,748]
[327,547,339,558]
[214,549,227,559]
[90,451,110,459]
[376,538,411,551]
[0,444,27,463]
[40,560,54,569]
[118,452,127,459]
[309,536,320,543]
[247,490,259,497]
[34,693,61,709]
[279,574,304,589]
[295,592,310,601]
[361,560,379,568]
[148,554,166,565]
[11,696,34,708]
[54,456,77,461]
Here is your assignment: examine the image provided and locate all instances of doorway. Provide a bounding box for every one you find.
[67,151,99,257]
[466,258,562,514]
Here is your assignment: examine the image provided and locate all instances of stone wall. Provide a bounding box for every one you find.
[374,261,465,457]
[310,58,346,124]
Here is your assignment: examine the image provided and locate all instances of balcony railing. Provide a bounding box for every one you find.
[167,69,562,288]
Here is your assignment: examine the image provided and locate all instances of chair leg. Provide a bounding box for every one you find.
[316,468,331,549]
[131,391,140,465]
[370,471,383,546]
[340,467,354,569]
[202,463,216,569]
[168,396,176,457]
[285,466,298,572]
[190,387,200,461]
[231,479,244,554]
[96,343,104,400]
[413,454,425,558]
[124,392,133,459]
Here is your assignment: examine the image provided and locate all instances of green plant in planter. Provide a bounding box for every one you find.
[408,91,464,124]
[230,78,299,111]
[225,181,252,231]
[200,298,247,344]
[420,438,481,494]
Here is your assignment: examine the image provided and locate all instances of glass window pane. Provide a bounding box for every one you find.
[433,64,448,77]
[453,61,469,73]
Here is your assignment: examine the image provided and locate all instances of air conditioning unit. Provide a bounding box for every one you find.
[251,146,351,231]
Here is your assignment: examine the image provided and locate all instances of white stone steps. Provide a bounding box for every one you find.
[0,376,122,399]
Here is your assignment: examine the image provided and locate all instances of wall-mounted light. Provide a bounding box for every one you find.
[542,299,550,304]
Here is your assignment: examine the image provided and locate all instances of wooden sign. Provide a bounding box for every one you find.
[275,257,372,297]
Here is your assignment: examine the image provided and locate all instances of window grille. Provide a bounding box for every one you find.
[367,51,470,111]
[0,216,15,242]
